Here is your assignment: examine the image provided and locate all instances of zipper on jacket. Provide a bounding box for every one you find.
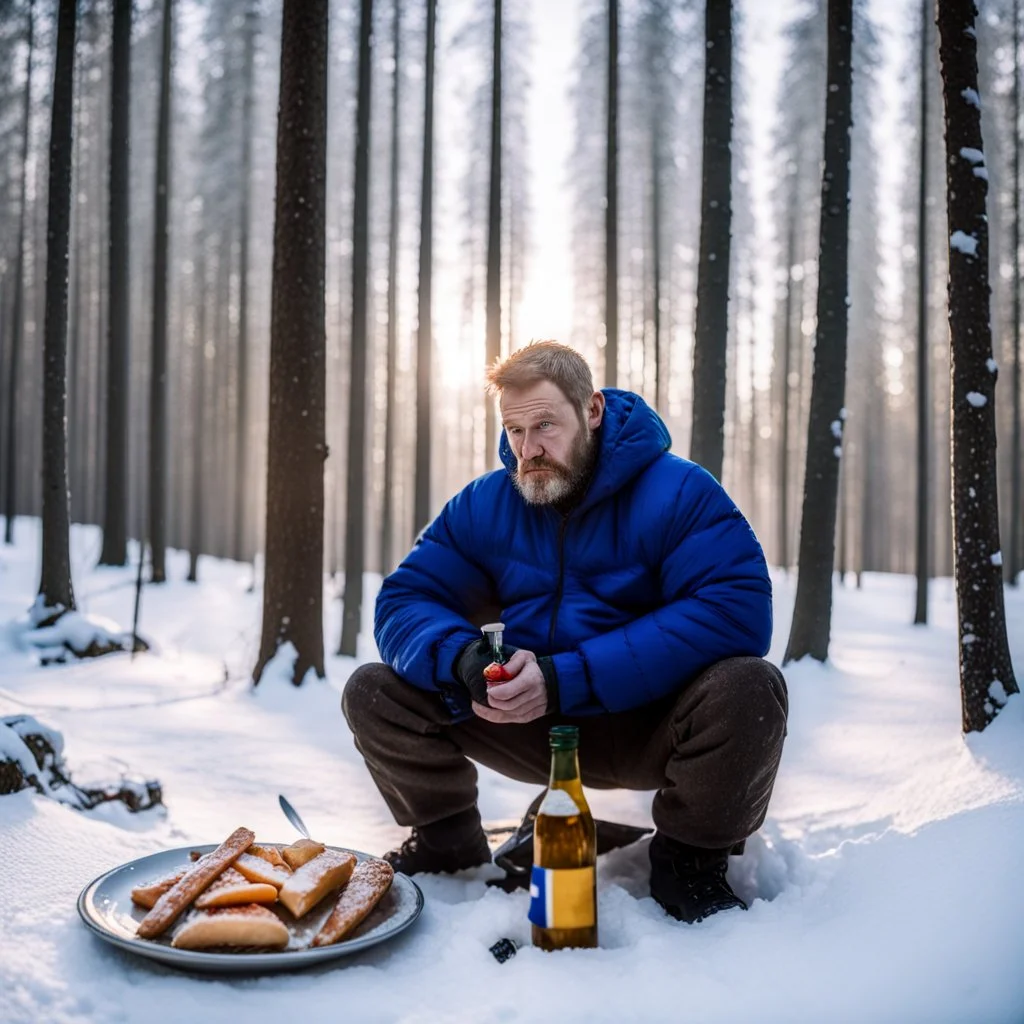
[548,514,571,650]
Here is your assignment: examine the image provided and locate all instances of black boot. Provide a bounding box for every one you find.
[383,807,491,876]
[648,832,747,924]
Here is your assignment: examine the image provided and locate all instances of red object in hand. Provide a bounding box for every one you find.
[483,662,513,685]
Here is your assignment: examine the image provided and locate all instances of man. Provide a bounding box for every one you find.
[343,341,788,924]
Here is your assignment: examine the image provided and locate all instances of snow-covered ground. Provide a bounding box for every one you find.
[1,517,1023,1024]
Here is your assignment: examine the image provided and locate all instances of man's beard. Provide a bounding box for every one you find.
[512,425,598,508]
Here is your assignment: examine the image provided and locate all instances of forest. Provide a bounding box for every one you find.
[0,1,1023,1020]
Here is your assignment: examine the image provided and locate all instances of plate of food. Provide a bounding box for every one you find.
[77,826,423,973]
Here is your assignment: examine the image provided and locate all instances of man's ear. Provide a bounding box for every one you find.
[587,391,605,430]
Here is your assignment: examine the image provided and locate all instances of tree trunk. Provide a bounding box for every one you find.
[413,0,436,539]
[148,0,173,583]
[936,0,1019,731]
[99,0,131,567]
[913,0,931,622]
[777,172,798,571]
[604,0,618,388]
[3,0,34,546]
[38,0,78,614]
[339,0,374,659]
[652,126,662,413]
[484,0,502,468]
[690,0,733,481]
[187,244,207,584]
[253,0,328,685]
[234,0,258,567]
[381,0,401,578]
[784,0,853,665]
[1009,0,1022,585]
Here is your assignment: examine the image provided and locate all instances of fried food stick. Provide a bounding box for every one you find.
[136,827,255,939]
[311,859,394,947]
[277,848,356,918]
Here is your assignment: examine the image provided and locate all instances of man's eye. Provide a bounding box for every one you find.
[508,427,522,436]
[539,422,551,429]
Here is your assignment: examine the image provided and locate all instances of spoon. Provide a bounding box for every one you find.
[278,793,311,839]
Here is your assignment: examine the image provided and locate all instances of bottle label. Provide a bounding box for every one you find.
[528,866,596,930]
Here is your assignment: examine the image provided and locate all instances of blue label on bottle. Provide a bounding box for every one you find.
[528,865,596,930]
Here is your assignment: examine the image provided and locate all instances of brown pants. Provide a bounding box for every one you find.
[342,657,788,850]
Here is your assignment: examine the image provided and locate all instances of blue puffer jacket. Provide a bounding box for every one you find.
[374,388,772,718]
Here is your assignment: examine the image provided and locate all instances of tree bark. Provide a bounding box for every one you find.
[690,0,733,481]
[339,0,375,659]
[936,0,1019,731]
[233,0,258,567]
[1009,0,1022,585]
[913,0,931,622]
[253,0,328,685]
[413,0,436,539]
[187,244,207,584]
[148,0,173,583]
[38,0,78,614]
[3,0,34,546]
[604,0,618,387]
[777,171,798,571]
[381,0,402,578]
[484,0,502,468]
[99,0,131,567]
[784,0,853,665]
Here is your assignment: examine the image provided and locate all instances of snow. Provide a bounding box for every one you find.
[833,445,842,458]
[959,147,984,165]
[961,87,981,110]
[987,358,998,373]
[950,231,978,256]
[830,420,842,440]
[966,391,988,408]
[991,551,1003,567]
[1,518,1023,1023]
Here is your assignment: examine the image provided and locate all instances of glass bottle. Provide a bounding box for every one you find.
[529,725,598,950]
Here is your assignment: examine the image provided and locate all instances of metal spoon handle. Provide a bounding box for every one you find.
[278,794,311,839]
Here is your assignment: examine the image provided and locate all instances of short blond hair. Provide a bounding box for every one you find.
[485,341,595,422]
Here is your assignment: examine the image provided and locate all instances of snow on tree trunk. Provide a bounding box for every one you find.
[784,0,854,665]
[38,0,78,616]
[254,0,328,685]
[936,0,1019,732]
[786,0,851,663]
[340,0,374,660]
[690,0,733,482]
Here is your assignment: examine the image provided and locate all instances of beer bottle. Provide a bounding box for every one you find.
[529,725,598,950]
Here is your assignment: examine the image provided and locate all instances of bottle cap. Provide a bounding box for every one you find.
[548,725,579,750]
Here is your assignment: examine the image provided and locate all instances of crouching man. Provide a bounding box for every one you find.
[343,340,787,924]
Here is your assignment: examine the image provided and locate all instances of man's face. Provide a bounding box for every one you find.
[500,380,602,506]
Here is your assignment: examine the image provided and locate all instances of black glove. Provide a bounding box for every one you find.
[454,639,560,713]
[454,638,520,706]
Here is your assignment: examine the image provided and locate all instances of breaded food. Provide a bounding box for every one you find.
[170,904,289,950]
[233,852,291,889]
[249,844,290,870]
[136,827,255,939]
[280,838,326,870]
[130,866,189,909]
[194,866,278,908]
[277,849,356,918]
[311,859,394,947]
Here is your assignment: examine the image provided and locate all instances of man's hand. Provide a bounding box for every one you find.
[472,649,549,724]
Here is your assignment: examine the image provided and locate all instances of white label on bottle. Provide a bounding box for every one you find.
[538,788,581,817]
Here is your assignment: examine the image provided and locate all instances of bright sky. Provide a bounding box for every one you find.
[517,0,912,355]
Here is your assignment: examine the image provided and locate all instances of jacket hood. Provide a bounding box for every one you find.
[498,388,672,513]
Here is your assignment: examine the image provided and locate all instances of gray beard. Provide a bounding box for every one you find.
[512,428,599,509]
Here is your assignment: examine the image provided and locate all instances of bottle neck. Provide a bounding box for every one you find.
[549,747,580,785]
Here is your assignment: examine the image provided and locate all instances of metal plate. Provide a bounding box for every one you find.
[77,843,423,974]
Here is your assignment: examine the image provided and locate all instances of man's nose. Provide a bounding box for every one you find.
[521,432,544,460]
